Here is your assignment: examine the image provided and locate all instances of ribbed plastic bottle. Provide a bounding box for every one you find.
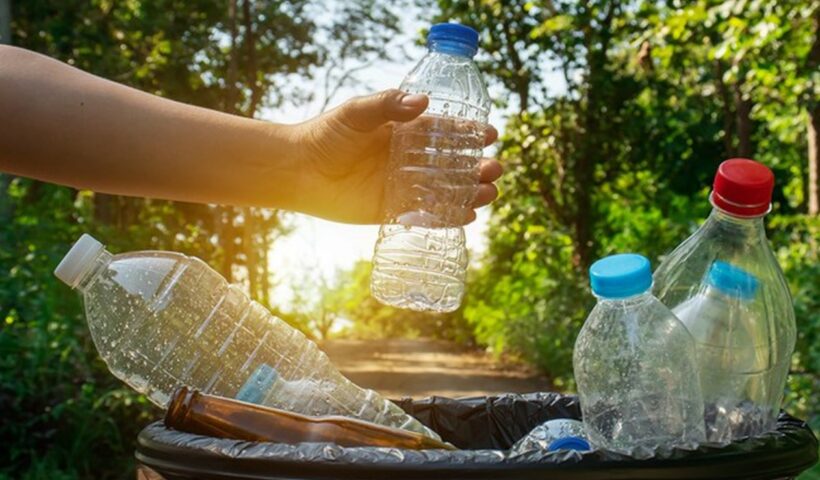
[371,23,491,313]
[54,234,440,440]
[573,254,705,456]
[654,158,796,443]
[510,418,591,454]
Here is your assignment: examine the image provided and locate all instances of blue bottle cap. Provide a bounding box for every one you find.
[427,23,479,58]
[589,253,652,299]
[707,261,759,300]
[548,436,592,452]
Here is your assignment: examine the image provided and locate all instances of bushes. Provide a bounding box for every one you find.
[771,215,820,427]
[0,181,158,478]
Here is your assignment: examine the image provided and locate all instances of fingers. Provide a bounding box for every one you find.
[473,183,499,208]
[463,210,478,224]
[479,158,503,182]
[484,125,498,146]
[334,89,501,144]
[335,89,429,132]
[470,159,502,210]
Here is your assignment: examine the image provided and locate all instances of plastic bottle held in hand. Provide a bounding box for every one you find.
[371,23,491,313]
[510,418,591,454]
[573,254,705,457]
[53,234,440,440]
[654,159,796,442]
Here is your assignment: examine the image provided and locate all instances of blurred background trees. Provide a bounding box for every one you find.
[427,0,818,404]
[0,0,817,478]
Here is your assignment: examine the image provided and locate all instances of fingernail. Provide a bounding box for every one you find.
[400,94,427,107]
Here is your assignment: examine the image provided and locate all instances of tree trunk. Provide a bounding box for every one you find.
[244,207,258,298]
[220,210,237,282]
[714,60,736,157]
[260,231,270,306]
[0,175,13,223]
[807,13,820,216]
[501,16,529,112]
[225,0,239,114]
[242,0,262,117]
[571,2,618,271]
[0,0,10,45]
[733,82,753,158]
[218,0,240,282]
[809,106,819,216]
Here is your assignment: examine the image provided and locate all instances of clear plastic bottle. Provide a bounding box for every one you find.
[510,418,591,454]
[654,158,796,442]
[370,23,491,313]
[573,254,705,456]
[54,234,440,440]
[671,261,767,443]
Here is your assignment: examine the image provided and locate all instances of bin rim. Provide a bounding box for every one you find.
[135,393,819,480]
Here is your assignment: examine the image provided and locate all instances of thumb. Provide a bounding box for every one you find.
[334,89,428,132]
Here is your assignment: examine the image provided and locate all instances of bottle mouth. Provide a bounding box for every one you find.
[164,386,195,427]
[428,39,477,58]
[710,191,771,218]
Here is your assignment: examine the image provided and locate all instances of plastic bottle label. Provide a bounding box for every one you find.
[236,363,278,404]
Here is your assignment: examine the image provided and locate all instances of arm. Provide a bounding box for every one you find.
[0,45,302,210]
[0,45,501,223]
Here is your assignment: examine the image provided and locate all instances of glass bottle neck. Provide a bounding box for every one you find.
[76,250,113,293]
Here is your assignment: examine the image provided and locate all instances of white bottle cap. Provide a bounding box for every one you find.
[54,234,105,288]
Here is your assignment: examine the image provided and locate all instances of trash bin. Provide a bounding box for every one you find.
[135,393,818,480]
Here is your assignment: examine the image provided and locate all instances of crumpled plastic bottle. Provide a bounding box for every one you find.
[510,418,590,454]
[654,158,797,443]
[574,253,705,457]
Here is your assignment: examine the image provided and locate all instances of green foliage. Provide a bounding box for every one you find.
[0,179,161,478]
[771,215,820,427]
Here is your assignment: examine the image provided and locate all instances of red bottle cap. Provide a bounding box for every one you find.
[710,158,774,217]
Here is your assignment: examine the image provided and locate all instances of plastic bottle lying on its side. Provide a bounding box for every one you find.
[510,418,591,454]
[54,234,441,441]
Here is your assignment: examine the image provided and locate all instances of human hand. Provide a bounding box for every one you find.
[289,89,500,224]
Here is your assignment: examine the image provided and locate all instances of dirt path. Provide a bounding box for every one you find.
[320,339,552,399]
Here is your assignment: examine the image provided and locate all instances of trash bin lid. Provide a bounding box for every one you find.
[135,393,818,480]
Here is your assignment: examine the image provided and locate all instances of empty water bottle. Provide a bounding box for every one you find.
[672,261,768,443]
[510,418,591,454]
[371,23,491,313]
[654,158,796,442]
[574,254,705,456]
[54,234,440,440]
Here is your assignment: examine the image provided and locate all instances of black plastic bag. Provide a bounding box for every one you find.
[136,393,818,480]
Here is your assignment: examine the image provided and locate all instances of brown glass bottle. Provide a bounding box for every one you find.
[165,386,455,450]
